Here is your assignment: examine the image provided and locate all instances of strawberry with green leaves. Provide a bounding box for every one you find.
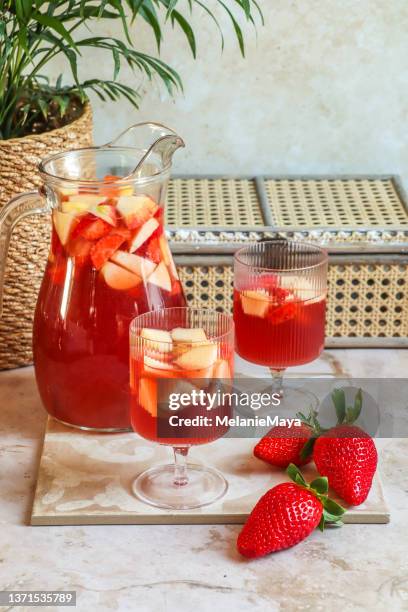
[237,464,345,558]
[311,389,378,506]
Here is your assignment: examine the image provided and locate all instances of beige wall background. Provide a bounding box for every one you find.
[52,1,408,186]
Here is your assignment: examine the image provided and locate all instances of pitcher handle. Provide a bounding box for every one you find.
[0,190,49,318]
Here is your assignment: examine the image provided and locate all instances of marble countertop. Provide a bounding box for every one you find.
[0,350,407,612]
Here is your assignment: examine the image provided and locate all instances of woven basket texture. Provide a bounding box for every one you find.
[0,103,93,369]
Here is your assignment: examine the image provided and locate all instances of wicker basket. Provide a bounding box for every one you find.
[165,175,408,347]
[0,104,93,370]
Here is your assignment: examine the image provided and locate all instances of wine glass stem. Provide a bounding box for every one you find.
[270,368,285,398]
[173,446,189,487]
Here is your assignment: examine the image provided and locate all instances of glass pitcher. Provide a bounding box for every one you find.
[0,122,186,431]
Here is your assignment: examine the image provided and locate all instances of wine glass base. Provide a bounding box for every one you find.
[132,464,228,510]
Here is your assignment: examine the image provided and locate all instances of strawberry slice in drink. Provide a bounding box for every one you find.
[117,195,158,230]
[269,301,297,324]
[90,229,130,270]
[79,217,113,241]
[144,236,162,264]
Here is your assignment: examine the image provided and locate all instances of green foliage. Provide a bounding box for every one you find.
[332,387,363,425]
[0,0,263,139]
[286,464,345,532]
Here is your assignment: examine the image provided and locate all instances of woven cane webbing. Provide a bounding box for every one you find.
[0,104,93,369]
[326,262,408,337]
[178,261,408,338]
[179,264,235,312]
[166,178,263,226]
[265,178,408,227]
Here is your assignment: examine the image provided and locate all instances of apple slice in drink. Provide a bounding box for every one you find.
[129,218,160,253]
[117,195,158,229]
[171,328,207,343]
[159,235,178,279]
[101,261,142,290]
[144,356,176,370]
[174,343,217,371]
[240,290,271,318]
[213,359,231,379]
[139,377,157,417]
[62,194,106,214]
[141,329,173,353]
[147,261,172,292]
[110,251,157,278]
[92,204,117,226]
[53,210,78,246]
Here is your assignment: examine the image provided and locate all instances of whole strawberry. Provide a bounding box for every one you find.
[312,389,378,506]
[237,464,345,558]
[254,422,314,468]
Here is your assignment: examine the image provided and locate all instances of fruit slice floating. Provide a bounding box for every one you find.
[62,194,106,214]
[144,356,176,370]
[117,195,158,229]
[91,232,129,270]
[159,235,178,279]
[174,343,217,370]
[279,275,324,303]
[101,261,141,290]
[92,204,117,226]
[53,210,78,246]
[129,218,160,253]
[110,250,157,278]
[171,328,207,343]
[145,237,162,263]
[240,290,271,318]
[79,218,112,241]
[269,302,297,325]
[139,378,157,417]
[140,329,173,353]
[213,359,231,379]
[147,261,171,292]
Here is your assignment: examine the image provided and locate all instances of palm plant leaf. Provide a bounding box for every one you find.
[0,0,264,139]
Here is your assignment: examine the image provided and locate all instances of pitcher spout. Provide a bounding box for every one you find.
[104,121,185,179]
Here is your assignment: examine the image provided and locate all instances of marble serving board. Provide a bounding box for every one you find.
[31,418,389,526]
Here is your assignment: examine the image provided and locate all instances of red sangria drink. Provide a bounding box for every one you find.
[233,278,326,368]
[130,308,234,509]
[234,241,328,410]
[31,124,186,430]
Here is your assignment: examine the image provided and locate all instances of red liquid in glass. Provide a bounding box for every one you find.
[130,344,233,445]
[234,289,326,368]
[33,187,185,430]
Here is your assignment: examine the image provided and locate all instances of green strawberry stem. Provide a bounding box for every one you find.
[331,387,363,425]
[287,464,346,531]
[297,388,364,461]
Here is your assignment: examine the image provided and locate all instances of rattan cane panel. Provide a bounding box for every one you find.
[265,178,407,227]
[179,265,235,312]
[166,178,263,226]
[326,263,408,337]
[178,262,408,338]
